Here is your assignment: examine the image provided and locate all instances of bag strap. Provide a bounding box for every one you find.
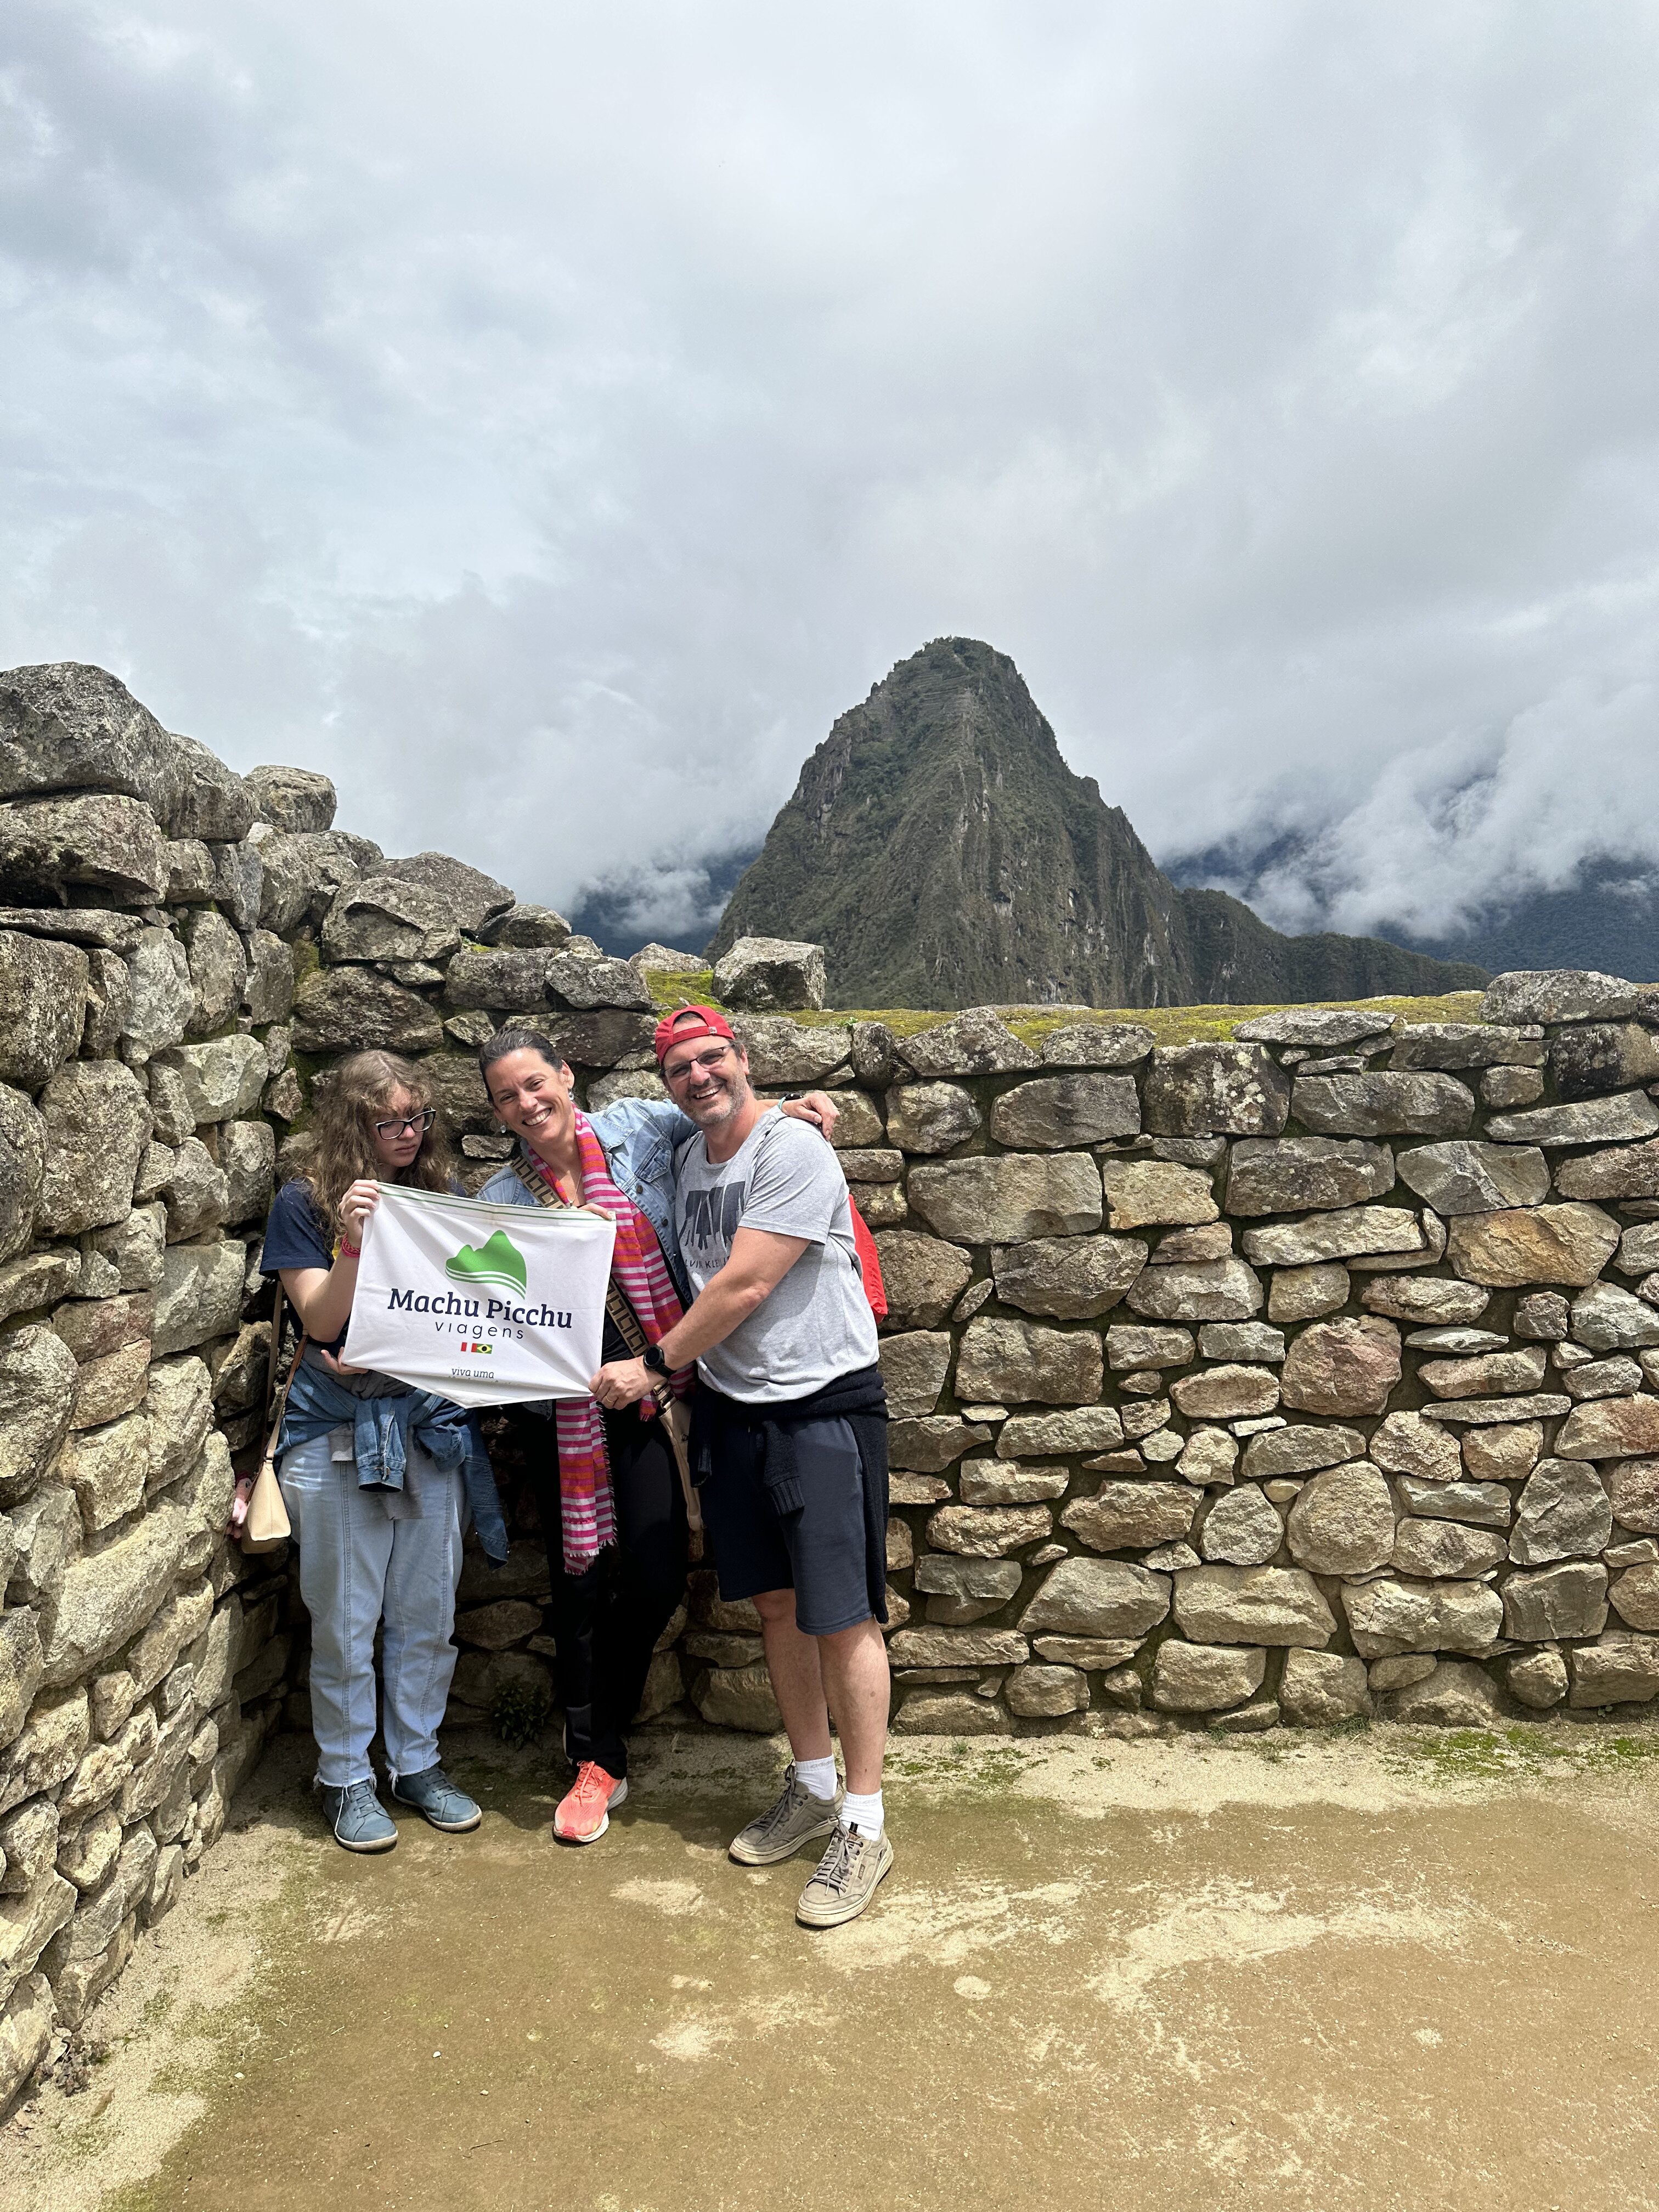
[512,1154,679,1423]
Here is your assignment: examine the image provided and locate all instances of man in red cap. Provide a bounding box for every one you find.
[593,1003,893,1928]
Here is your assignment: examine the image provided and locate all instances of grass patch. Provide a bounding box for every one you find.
[636,980,1489,1051]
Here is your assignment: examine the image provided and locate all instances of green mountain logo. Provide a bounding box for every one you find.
[445,1229,528,1296]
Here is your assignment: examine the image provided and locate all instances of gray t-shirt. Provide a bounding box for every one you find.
[674,1114,878,1404]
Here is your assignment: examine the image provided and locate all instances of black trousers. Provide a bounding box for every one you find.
[528,1410,688,1778]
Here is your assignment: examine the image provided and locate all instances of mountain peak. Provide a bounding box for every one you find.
[709,643,1485,1009]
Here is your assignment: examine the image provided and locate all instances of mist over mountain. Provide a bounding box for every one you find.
[1170,843,1659,986]
[702,639,1486,1008]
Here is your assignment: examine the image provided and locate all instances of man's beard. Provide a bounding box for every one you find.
[683,1073,750,1130]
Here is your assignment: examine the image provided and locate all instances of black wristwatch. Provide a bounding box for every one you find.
[641,1342,671,1378]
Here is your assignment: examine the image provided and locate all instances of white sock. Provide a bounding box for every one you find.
[841,1787,883,1838]
[794,1753,839,1803]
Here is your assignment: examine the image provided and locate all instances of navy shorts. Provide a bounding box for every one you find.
[698,1411,887,1638]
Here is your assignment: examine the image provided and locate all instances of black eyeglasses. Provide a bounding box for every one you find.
[374,1107,436,1139]
[664,1045,735,1087]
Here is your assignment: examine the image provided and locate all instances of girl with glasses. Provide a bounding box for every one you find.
[256,1049,506,1853]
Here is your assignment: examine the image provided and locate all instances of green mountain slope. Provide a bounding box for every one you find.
[707,638,1487,1009]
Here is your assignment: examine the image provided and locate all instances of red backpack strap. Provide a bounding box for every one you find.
[847,1194,888,1322]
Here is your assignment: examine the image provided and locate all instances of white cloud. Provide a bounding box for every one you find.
[3,0,1658,944]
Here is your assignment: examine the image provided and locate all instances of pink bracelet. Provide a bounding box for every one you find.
[338,1240,362,1260]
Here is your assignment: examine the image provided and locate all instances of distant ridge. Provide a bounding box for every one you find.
[707,637,1487,1009]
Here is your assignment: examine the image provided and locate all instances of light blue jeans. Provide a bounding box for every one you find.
[280,1428,465,1791]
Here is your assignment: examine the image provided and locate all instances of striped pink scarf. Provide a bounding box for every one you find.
[520,1113,687,1573]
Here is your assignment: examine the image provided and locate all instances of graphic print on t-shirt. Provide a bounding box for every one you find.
[679,1177,747,1272]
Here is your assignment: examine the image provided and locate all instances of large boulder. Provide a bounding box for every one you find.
[1240,1206,1425,1267]
[37,1502,190,1686]
[0,663,181,812]
[690,1016,840,1091]
[1341,1575,1502,1657]
[1125,1256,1263,1322]
[955,1317,1103,1405]
[873,1231,973,1327]
[483,904,573,950]
[321,876,462,966]
[1019,1558,1170,1638]
[256,828,381,934]
[1567,1633,1659,1707]
[182,910,247,1037]
[1099,1159,1218,1229]
[376,851,513,934]
[0,1086,43,1267]
[0,793,166,905]
[1393,1142,1549,1216]
[120,927,194,1062]
[291,967,443,1054]
[925,1503,1053,1556]
[1198,1484,1284,1566]
[1172,1565,1336,1647]
[1570,1282,1659,1353]
[1502,1561,1609,1641]
[909,1154,1102,1243]
[153,1036,268,1122]
[1510,1460,1615,1563]
[1150,1641,1265,1713]
[1388,1023,1543,1069]
[1548,1023,1659,1101]
[877,1331,952,1418]
[1280,1649,1373,1725]
[990,1234,1146,1319]
[247,764,336,833]
[1062,1482,1197,1551]
[895,1010,1039,1078]
[1291,1071,1474,1138]
[546,950,652,1012]
[1279,1316,1401,1415]
[168,733,255,841]
[1285,1462,1396,1575]
[1486,1092,1659,1147]
[988,1074,1139,1149]
[0,1332,80,1517]
[219,1119,276,1225]
[1143,1043,1290,1137]
[885,1081,981,1155]
[1447,1204,1622,1288]
[151,1241,247,1356]
[0,933,88,1090]
[1481,970,1641,1024]
[241,930,296,1024]
[710,936,826,1013]
[37,1061,150,1234]
[1225,1137,1394,1217]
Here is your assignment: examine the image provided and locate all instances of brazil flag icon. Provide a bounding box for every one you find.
[445,1229,528,1296]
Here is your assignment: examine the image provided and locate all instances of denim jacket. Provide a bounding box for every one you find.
[476,1096,694,1303]
[280,1354,509,1564]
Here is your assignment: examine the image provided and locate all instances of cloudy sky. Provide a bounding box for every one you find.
[5,1,1658,951]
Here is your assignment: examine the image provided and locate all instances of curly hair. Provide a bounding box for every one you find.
[283,1049,455,1235]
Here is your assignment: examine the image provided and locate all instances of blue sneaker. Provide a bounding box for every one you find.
[321,1779,397,1853]
[391,1763,482,1833]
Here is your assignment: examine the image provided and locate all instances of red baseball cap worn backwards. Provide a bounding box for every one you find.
[654,1003,738,1065]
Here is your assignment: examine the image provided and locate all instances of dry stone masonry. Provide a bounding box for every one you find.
[5,658,1659,2109]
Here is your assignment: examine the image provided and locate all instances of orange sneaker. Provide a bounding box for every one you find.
[553,1761,628,1844]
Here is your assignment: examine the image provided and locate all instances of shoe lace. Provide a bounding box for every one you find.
[753,1770,808,1838]
[342,1781,381,1820]
[812,1824,861,1896]
[572,1760,614,1803]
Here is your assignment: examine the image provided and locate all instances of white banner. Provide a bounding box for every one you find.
[342,1183,617,1409]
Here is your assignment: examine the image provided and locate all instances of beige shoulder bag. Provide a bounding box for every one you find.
[235,1283,303,1554]
[513,1156,703,1549]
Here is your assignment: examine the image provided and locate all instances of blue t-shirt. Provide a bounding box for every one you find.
[262,1180,347,1349]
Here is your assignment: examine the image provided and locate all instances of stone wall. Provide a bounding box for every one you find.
[7,658,1659,2109]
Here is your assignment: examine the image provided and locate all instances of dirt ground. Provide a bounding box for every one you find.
[5,1717,1659,2212]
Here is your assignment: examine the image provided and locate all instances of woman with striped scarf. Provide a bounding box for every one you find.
[475,1027,838,1844]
